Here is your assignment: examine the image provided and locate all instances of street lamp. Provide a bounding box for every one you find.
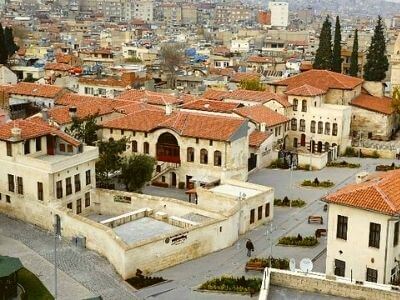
[54,214,62,300]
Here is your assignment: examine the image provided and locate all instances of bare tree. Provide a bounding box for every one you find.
[159,43,186,88]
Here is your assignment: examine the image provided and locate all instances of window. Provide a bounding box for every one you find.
[76,199,82,214]
[74,174,81,192]
[318,121,323,134]
[369,222,381,248]
[200,149,208,164]
[214,151,222,166]
[258,206,262,220]
[187,147,195,162]
[24,140,30,154]
[132,141,137,152]
[325,122,331,135]
[265,203,270,217]
[86,170,91,185]
[144,142,149,154]
[293,137,298,148]
[17,177,23,195]
[366,268,378,283]
[66,177,72,196]
[67,202,72,209]
[209,140,213,146]
[394,221,399,246]
[291,118,297,131]
[332,123,338,136]
[334,259,345,277]
[293,98,298,111]
[36,137,42,152]
[301,100,307,112]
[59,143,65,152]
[37,182,43,201]
[250,209,255,224]
[56,180,63,199]
[8,174,14,192]
[6,142,12,156]
[336,215,348,240]
[67,145,73,153]
[310,121,316,133]
[85,192,90,207]
[299,119,306,132]
[6,195,10,203]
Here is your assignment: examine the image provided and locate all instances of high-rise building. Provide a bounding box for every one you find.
[268,1,288,28]
[128,0,154,22]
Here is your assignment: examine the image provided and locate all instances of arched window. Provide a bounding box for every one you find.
[318,121,323,134]
[301,100,307,112]
[291,118,297,131]
[332,123,338,136]
[293,98,298,111]
[187,147,195,162]
[310,121,316,133]
[214,151,222,166]
[324,142,330,152]
[200,149,208,164]
[144,142,149,154]
[325,122,331,135]
[132,141,137,152]
[299,119,306,132]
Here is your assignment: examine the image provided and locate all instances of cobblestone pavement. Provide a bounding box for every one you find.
[0,215,136,300]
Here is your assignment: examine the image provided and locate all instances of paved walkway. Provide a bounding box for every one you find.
[0,215,136,300]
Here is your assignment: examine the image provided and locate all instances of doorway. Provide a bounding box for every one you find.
[300,134,306,147]
[171,172,177,187]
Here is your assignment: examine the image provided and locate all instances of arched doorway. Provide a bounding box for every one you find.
[156,132,180,163]
[317,141,323,153]
[300,134,306,147]
[171,172,177,187]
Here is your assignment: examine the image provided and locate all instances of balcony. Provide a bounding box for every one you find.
[156,144,180,164]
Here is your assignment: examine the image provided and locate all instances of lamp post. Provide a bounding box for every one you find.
[54,214,61,300]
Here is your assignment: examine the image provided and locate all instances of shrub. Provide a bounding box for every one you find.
[247,257,290,270]
[178,182,185,189]
[269,159,289,169]
[301,179,333,188]
[200,276,262,295]
[327,161,360,168]
[274,198,305,207]
[376,164,399,171]
[278,235,318,247]
[297,164,311,171]
[344,147,357,157]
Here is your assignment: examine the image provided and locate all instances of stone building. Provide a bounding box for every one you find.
[391,33,400,94]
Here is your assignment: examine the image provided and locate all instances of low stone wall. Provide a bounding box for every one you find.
[298,152,328,170]
[270,269,400,300]
[353,147,396,159]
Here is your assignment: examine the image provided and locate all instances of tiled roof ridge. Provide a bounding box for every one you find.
[374,182,398,212]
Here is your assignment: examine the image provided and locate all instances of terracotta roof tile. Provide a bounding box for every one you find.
[181,99,240,113]
[234,105,289,127]
[230,72,261,83]
[351,94,394,115]
[285,84,326,96]
[225,89,291,107]
[117,90,182,105]
[45,63,73,72]
[247,56,272,64]
[272,69,363,91]
[249,130,271,148]
[8,83,64,98]
[209,68,235,77]
[324,170,400,215]
[202,89,229,101]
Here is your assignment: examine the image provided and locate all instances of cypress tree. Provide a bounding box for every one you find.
[4,27,18,58]
[0,23,8,65]
[332,16,342,73]
[349,29,359,77]
[363,16,389,81]
[313,16,332,70]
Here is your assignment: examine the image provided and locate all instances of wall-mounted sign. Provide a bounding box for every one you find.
[169,232,188,245]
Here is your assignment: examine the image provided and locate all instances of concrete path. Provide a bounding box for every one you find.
[0,235,94,300]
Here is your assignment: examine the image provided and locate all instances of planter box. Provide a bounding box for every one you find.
[245,262,265,272]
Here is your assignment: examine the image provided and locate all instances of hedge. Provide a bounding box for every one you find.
[200,276,261,294]
[278,235,318,247]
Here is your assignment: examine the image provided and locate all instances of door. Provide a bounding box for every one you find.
[46,135,55,155]
[248,153,257,171]
[334,259,345,277]
[300,134,306,147]
[186,175,193,189]
[171,172,177,187]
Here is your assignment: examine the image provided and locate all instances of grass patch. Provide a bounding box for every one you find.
[200,276,261,295]
[247,257,289,270]
[326,160,360,168]
[274,197,305,207]
[18,268,53,300]
[278,235,318,247]
[301,178,334,188]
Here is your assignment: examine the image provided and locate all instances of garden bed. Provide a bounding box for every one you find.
[301,178,334,188]
[245,257,289,271]
[199,276,261,296]
[376,164,400,172]
[278,235,318,247]
[326,160,360,168]
[274,197,305,207]
[126,275,166,289]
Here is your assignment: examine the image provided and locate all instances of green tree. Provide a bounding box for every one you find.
[23,73,36,82]
[120,154,155,192]
[363,16,389,81]
[349,29,359,77]
[313,16,332,70]
[65,114,100,146]
[0,23,8,65]
[392,87,400,114]
[239,78,265,91]
[332,16,342,73]
[4,26,19,58]
[95,137,127,188]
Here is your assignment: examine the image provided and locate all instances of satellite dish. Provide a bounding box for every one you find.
[289,258,296,272]
[300,258,313,273]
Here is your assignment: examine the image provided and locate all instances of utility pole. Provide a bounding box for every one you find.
[54,214,61,300]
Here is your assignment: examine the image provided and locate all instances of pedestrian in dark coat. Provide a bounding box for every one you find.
[246,239,254,257]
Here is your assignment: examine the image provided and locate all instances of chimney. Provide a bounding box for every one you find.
[355,171,369,184]
[69,106,77,119]
[42,108,49,121]
[11,127,22,140]
[260,122,266,132]
[165,103,173,116]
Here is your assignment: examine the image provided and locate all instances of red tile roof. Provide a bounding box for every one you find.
[225,89,291,107]
[102,111,247,142]
[249,130,271,148]
[55,93,130,108]
[209,68,235,77]
[117,90,182,105]
[234,105,289,127]
[0,119,80,146]
[272,69,363,91]
[202,89,229,101]
[247,56,272,64]
[324,170,400,215]
[285,84,326,96]
[231,72,261,83]
[351,94,394,115]
[8,83,64,98]
[181,99,240,113]
[45,63,73,72]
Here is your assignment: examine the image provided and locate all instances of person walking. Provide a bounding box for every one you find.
[246,239,254,257]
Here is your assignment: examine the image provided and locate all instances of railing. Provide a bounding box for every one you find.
[156,144,181,164]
